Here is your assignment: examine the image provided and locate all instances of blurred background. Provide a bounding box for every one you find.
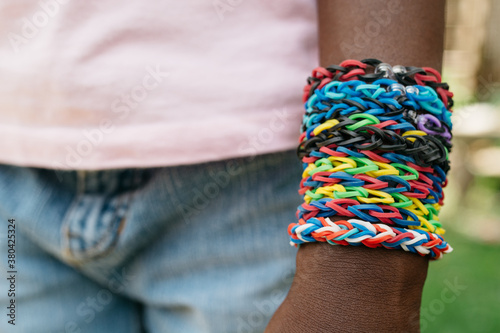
[421,0,500,331]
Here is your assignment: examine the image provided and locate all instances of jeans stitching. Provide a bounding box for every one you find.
[60,170,86,264]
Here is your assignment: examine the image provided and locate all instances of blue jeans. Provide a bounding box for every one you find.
[0,151,301,333]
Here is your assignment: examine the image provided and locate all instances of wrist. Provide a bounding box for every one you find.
[267,243,428,333]
[296,242,429,290]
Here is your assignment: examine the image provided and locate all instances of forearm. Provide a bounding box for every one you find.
[266,236,429,332]
[266,1,446,332]
[317,0,445,71]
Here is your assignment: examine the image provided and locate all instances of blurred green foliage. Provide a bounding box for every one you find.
[422,230,500,332]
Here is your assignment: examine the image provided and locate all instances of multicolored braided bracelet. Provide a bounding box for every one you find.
[289,59,453,259]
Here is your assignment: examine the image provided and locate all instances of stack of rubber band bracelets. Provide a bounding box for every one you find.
[288,59,453,259]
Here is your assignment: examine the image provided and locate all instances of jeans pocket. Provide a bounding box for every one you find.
[62,191,132,265]
[61,169,152,266]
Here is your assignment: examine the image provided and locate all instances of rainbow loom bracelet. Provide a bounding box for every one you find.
[289,59,453,259]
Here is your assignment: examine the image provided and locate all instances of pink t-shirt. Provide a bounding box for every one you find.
[0,0,318,170]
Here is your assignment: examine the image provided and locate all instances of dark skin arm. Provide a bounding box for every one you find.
[266,1,446,332]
